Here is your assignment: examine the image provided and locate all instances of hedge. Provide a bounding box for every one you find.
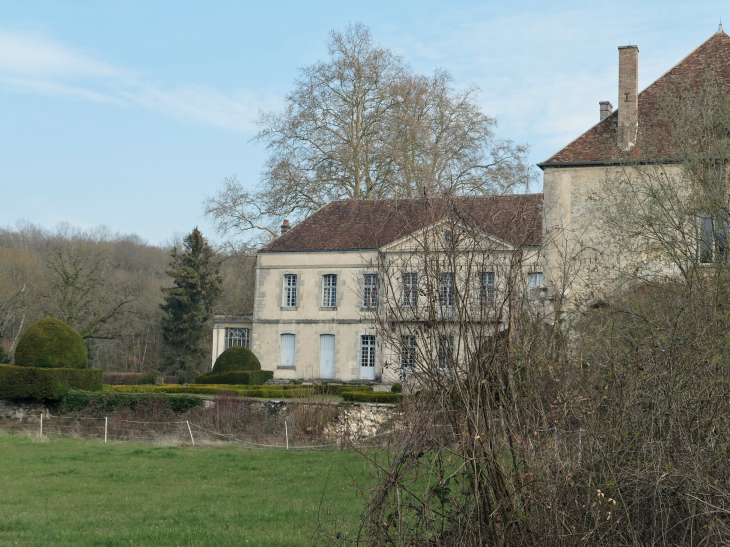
[212,346,261,373]
[195,371,250,385]
[0,364,102,400]
[342,391,403,404]
[248,370,274,385]
[112,384,313,398]
[59,391,203,414]
[14,318,88,369]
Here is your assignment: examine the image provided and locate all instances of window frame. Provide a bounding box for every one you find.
[479,271,495,306]
[322,274,338,308]
[360,335,376,369]
[282,274,298,308]
[438,334,454,370]
[527,271,544,290]
[280,333,296,368]
[225,327,249,349]
[362,273,378,309]
[439,272,455,307]
[400,335,416,373]
[402,272,418,307]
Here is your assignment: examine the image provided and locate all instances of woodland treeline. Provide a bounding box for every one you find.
[0,222,254,374]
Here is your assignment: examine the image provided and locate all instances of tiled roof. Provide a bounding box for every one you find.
[541,30,730,166]
[260,194,543,252]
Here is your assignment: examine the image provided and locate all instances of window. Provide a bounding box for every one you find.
[438,335,454,369]
[439,272,455,307]
[280,334,295,367]
[360,335,376,369]
[700,213,729,263]
[528,272,543,289]
[402,273,418,307]
[400,335,416,378]
[225,328,249,349]
[282,274,297,307]
[443,230,452,244]
[479,271,495,306]
[322,274,337,307]
[362,274,378,308]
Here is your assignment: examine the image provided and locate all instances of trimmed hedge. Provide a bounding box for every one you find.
[248,371,274,385]
[195,371,250,385]
[112,384,312,398]
[0,364,102,400]
[212,346,261,373]
[15,318,88,369]
[342,391,403,404]
[59,391,203,414]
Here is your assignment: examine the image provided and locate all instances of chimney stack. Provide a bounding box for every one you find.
[599,101,613,121]
[280,219,291,236]
[618,45,639,150]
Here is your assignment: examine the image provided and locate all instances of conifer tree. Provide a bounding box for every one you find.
[160,228,221,377]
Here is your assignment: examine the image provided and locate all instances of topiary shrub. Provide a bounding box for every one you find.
[136,370,159,385]
[0,364,102,400]
[212,346,261,374]
[195,371,251,385]
[248,370,274,385]
[391,383,402,394]
[14,318,87,369]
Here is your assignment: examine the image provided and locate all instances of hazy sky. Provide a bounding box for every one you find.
[1,1,726,244]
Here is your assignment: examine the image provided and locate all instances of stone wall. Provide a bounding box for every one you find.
[0,400,49,423]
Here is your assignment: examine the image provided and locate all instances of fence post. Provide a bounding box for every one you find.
[187,421,195,446]
[285,420,289,450]
[39,413,43,438]
[105,417,108,443]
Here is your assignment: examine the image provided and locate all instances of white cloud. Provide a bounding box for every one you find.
[0,29,273,133]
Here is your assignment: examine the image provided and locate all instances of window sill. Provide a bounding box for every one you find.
[360,307,377,312]
[277,366,296,370]
[280,306,298,311]
[320,307,337,311]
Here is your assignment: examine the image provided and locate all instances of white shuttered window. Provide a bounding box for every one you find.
[280,334,296,367]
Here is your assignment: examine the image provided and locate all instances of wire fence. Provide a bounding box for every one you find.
[32,413,405,450]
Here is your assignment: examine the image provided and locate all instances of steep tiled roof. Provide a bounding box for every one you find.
[541,30,730,166]
[260,194,543,252]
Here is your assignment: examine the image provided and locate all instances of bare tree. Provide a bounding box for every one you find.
[204,23,532,247]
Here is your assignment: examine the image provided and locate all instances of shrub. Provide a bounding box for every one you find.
[391,383,402,394]
[14,318,88,369]
[212,346,261,374]
[59,391,203,414]
[248,370,274,385]
[136,370,158,385]
[103,372,142,385]
[195,371,251,385]
[342,391,403,403]
[0,364,102,400]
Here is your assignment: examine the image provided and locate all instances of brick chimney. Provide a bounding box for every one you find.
[618,45,639,150]
[599,100,613,121]
[280,219,290,236]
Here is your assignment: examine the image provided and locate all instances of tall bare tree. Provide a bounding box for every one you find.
[205,23,531,247]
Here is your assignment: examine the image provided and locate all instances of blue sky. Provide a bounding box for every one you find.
[1,1,726,245]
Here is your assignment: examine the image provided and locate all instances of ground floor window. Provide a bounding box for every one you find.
[360,335,375,369]
[225,328,249,349]
[280,334,296,367]
[400,335,416,379]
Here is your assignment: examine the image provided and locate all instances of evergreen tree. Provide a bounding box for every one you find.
[160,228,221,378]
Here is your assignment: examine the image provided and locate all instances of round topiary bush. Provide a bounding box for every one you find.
[14,318,88,369]
[212,346,261,374]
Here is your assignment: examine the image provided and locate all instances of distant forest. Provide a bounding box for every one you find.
[0,222,255,373]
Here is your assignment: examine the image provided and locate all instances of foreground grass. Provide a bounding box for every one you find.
[0,433,369,546]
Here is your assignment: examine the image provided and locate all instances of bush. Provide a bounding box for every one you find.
[212,346,261,374]
[391,383,402,393]
[195,371,251,385]
[342,391,403,403]
[59,391,203,414]
[14,318,88,369]
[136,370,158,385]
[248,370,274,385]
[103,372,143,385]
[0,364,102,400]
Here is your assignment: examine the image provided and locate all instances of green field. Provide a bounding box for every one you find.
[0,433,370,546]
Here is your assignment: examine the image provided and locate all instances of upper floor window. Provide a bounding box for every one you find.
[225,328,249,349]
[283,274,297,307]
[528,272,544,289]
[700,213,729,263]
[479,271,495,306]
[439,272,455,307]
[322,274,337,308]
[362,274,378,308]
[402,273,418,307]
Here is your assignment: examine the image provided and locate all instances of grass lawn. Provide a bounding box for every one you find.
[0,433,370,546]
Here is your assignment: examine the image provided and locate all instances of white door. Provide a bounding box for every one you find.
[280,334,295,367]
[359,335,376,380]
[319,335,335,378]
